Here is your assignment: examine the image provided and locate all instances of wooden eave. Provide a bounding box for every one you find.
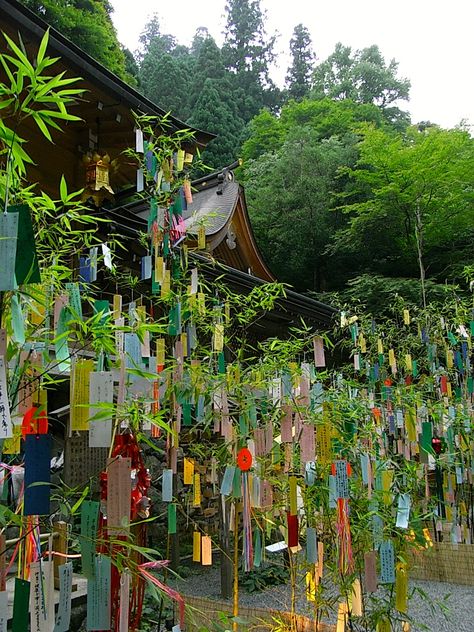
[0,0,215,197]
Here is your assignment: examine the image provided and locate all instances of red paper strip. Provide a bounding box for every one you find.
[287,512,299,548]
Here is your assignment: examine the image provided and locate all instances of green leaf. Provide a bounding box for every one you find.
[36,29,49,68]
[70,484,89,515]
[3,32,35,76]
[31,111,53,141]
[60,175,67,203]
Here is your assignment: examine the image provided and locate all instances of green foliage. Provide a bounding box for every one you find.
[138,15,193,120]
[312,42,410,109]
[334,124,474,288]
[285,24,315,101]
[239,562,289,593]
[241,98,387,291]
[0,29,83,205]
[20,0,136,84]
[188,79,246,169]
[222,0,276,88]
[241,98,385,163]
[322,274,465,318]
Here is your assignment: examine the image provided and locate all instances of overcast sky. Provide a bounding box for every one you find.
[111,0,473,130]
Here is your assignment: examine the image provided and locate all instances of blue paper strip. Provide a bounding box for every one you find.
[220,466,236,496]
[328,475,336,508]
[162,469,173,502]
[379,540,395,584]
[306,527,318,563]
[24,434,51,515]
[86,555,111,630]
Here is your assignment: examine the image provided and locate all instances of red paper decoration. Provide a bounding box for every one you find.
[237,447,252,471]
[21,407,48,436]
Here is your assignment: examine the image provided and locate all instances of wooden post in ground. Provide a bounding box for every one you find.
[53,521,68,589]
[232,503,239,632]
[220,497,232,599]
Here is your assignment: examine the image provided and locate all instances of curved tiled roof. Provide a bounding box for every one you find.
[184,181,239,236]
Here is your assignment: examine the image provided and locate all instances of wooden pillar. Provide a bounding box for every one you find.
[220,497,232,599]
[53,521,68,589]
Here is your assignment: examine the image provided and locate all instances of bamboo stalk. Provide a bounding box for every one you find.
[233,503,239,632]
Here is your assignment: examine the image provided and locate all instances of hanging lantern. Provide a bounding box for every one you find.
[82,152,114,206]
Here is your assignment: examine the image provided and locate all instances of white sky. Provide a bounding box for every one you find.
[111,0,474,130]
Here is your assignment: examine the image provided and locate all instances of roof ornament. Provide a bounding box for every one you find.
[216,168,234,195]
[226,224,237,250]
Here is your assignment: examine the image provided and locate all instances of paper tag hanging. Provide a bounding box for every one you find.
[55,562,73,632]
[201,535,212,565]
[313,336,326,367]
[107,457,132,536]
[0,590,7,632]
[0,212,19,291]
[118,571,131,632]
[193,532,201,562]
[80,501,100,579]
[89,371,114,448]
[70,359,94,431]
[0,358,12,439]
[86,555,111,631]
[24,433,51,515]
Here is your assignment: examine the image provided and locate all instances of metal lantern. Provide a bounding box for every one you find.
[82,152,114,206]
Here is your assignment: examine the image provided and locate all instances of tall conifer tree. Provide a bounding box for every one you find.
[285,24,315,101]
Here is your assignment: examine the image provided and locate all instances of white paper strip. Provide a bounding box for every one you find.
[0,591,7,632]
[55,562,73,632]
[89,371,114,448]
[118,571,130,632]
[0,358,12,439]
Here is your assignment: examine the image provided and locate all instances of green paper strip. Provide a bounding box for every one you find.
[168,503,177,534]
[66,282,82,320]
[0,211,19,291]
[12,577,30,632]
[420,421,433,456]
[233,467,242,498]
[80,500,100,579]
[8,204,41,285]
[183,402,192,426]
[55,306,71,373]
[94,300,110,325]
[218,351,226,375]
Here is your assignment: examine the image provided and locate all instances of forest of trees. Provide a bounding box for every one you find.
[18,0,474,311]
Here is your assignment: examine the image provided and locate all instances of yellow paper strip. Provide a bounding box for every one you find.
[155,257,164,284]
[336,603,348,632]
[193,473,201,506]
[71,359,94,431]
[213,323,224,353]
[305,571,316,602]
[289,476,298,516]
[395,563,408,613]
[161,269,171,296]
[193,532,201,562]
[350,578,363,616]
[198,225,206,250]
[113,294,122,320]
[156,339,165,367]
[184,458,194,485]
